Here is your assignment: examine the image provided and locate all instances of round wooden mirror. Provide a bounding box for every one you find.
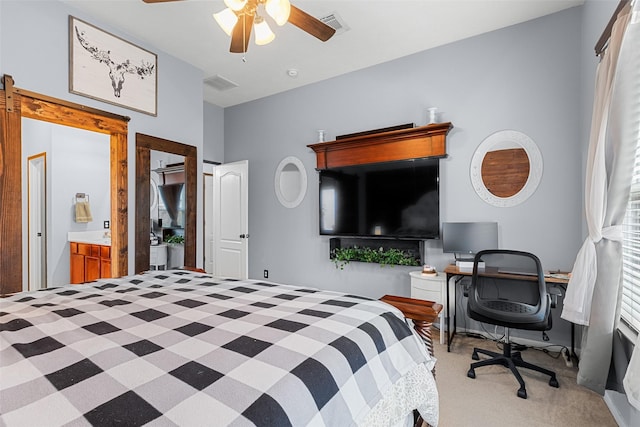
[275,156,307,208]
[470,130,542,207]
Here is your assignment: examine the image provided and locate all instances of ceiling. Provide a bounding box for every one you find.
[61,0,584,108]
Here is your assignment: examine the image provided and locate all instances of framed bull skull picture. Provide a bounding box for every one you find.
[69,16,157,116]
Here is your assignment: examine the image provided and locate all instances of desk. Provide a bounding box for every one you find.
[443,264,572,354]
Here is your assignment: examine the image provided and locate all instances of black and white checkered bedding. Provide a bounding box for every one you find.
[0,270,437,426]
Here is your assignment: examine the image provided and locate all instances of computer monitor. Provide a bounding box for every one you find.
[442,222,499,261]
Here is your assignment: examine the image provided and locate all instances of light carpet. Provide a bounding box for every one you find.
[431,332,618,426]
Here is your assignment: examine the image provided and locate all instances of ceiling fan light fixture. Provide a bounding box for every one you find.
[265,0,291,26]
[254,15,275,45]
[224,0,248,12]
[214,8,238,36]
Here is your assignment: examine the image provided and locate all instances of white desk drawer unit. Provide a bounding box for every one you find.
[410,271,447,344]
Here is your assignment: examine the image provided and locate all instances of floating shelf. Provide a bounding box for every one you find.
[308,122,453,170]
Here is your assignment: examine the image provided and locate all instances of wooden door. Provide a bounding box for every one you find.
[85,255,100,282]
[70,252,84,284]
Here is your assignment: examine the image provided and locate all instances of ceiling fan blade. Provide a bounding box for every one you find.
[230,14,255,53]
[288,5,335,42]
[142,0,183,3]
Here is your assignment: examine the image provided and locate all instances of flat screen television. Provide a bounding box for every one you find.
[319,159,439,239]
[441,222,499,260]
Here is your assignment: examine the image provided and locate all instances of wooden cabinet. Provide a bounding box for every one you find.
[100,246,112,279]
[70,250,85,284]
[70,242,111,284]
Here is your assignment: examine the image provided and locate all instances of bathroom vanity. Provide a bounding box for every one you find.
[68,231,111,284]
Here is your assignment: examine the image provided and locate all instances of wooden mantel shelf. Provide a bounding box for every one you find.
[307,122,453,169]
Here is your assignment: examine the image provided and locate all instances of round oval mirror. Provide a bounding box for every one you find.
[275,156,307,208]
[470,130,542,207]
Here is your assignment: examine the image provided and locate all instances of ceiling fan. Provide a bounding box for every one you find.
[142,0,336,53]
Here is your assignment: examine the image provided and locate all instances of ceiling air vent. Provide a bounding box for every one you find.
[204,75,239,91]
[319,12,349,35]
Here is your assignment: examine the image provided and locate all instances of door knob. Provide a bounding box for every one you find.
[239,234,250,239]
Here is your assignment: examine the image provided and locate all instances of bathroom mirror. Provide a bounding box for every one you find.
[275,156,307,208]
[150,176,159,214]
[135,134,196,273]
[470,130,542,207]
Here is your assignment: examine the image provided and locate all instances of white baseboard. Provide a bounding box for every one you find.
[604,390,639,427]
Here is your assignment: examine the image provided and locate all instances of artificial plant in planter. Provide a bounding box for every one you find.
[331,246,421,270]
[164,235,184,245]
[164,234,185,269]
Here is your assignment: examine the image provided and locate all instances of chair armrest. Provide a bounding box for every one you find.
[548,287,562,308]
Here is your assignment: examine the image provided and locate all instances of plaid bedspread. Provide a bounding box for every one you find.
[0,270,437,426]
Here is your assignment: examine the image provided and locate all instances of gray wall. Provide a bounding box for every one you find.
[204,102,225,163]
[224,7,583,306]
[1,0,205,272]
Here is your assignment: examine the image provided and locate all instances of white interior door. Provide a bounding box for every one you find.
[213,160,248,279]
[203,170,214,274]
[28,153,47,290]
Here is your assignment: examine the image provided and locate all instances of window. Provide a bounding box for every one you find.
[622,143,640,335]
[619,4,640,338]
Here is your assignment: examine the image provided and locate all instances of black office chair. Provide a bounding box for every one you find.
[466,249,559,399]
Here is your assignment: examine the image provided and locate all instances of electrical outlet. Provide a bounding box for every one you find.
[103,220,110,229]
[263,270,269,279]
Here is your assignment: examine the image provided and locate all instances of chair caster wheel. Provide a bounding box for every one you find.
[472,352,479,361]
[517,388,527,399]
[549,377,559,388]
[467,369,476,379]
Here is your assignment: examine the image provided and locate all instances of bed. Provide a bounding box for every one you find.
[0,270,438,426]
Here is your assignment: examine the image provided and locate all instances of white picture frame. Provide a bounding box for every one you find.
[69,16,157,116]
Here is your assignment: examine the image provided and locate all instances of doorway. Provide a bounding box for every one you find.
[22,120,111,288]
[0,77,129,295]
[151,152,186,269]
[203,163,215,274]
[213,160,248,279]
[135,133,197,273]
[27,153,46,291]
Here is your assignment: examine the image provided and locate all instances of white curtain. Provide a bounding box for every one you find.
[561,0,638,397]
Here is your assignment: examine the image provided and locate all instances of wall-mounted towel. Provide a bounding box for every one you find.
[75,196,93,223]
